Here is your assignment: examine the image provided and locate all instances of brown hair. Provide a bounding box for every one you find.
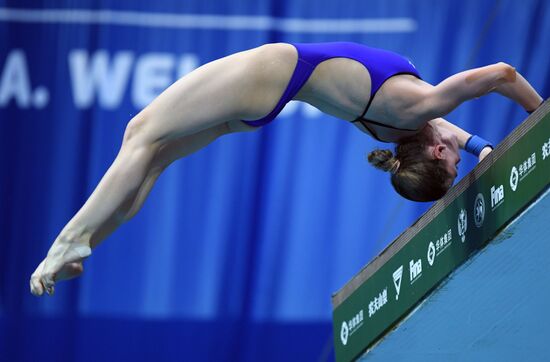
[368,128,451,202]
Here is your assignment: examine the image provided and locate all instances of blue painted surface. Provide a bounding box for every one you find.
[362,189,550,361]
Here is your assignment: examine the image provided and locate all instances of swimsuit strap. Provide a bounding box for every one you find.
[352,117,418,143]
[352,118,384,142]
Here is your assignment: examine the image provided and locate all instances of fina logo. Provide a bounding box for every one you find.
[491,185,505,209]
[409,259,422,284]
[474,193,485,228]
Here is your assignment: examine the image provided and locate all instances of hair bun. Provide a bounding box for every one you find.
[368,149,400,174]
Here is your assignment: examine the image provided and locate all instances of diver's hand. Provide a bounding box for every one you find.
[478,146,492,162]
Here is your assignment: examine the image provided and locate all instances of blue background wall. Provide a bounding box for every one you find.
[1,1,548,361]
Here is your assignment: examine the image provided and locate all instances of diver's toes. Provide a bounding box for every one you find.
[30,277,44,296]
[41,275,56,296]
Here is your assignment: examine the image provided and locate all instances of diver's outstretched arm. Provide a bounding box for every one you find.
[422,62,543,119]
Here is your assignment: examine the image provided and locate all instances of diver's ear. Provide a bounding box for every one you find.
[432,144,447,160]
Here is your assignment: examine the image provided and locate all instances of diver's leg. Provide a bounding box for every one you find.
[30,44,297,296]
[31,121,254,286]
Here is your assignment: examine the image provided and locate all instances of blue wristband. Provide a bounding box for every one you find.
[465,135,493,156]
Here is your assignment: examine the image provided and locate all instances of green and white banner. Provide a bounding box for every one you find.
[332,101,550,362]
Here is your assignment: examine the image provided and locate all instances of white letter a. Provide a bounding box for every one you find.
[0,50,32,108]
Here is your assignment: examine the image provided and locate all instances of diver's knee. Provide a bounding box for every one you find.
[122,110,157,148]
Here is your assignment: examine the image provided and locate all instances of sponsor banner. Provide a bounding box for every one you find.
[333,105,550,362]
[0,48,200,111]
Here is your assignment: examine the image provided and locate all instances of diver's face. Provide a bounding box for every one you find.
[432,126,461,180]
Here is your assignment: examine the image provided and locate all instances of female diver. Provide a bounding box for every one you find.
[30,42,543,296]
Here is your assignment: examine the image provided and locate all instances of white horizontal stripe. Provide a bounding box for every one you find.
[0,8,417,33]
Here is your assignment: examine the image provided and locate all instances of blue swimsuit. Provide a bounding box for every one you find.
[242,42,422,142]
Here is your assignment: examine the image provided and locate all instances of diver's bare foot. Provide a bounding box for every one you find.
[30,239,91,296]
[30,261,84,295]
[57,262,84,280]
